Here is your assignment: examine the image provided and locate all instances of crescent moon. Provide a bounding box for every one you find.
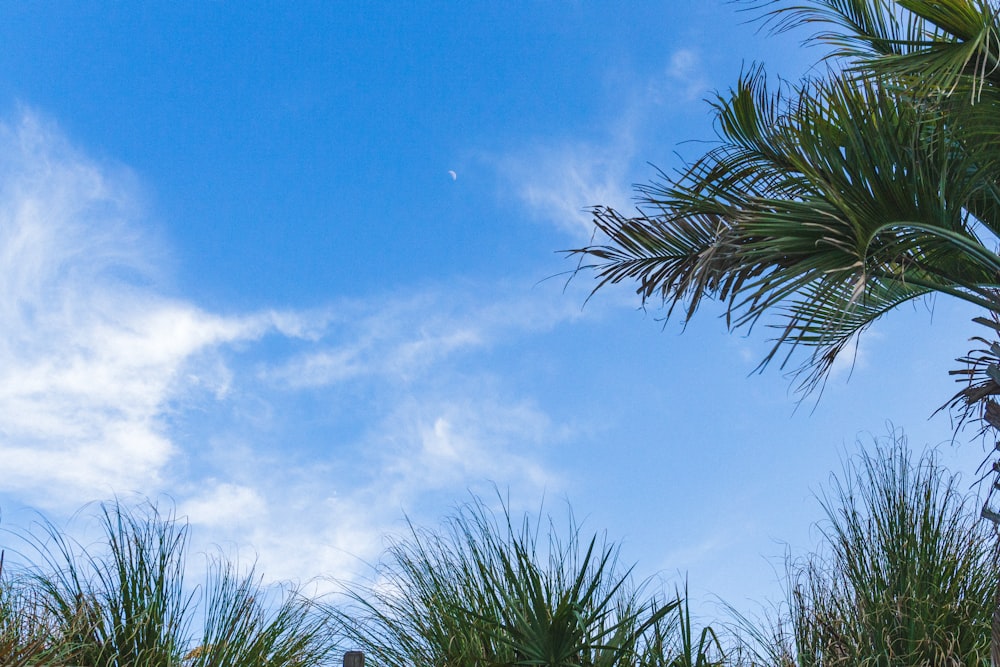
[448,170,457,180]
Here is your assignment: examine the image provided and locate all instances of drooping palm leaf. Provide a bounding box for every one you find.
[573,19,1000,396]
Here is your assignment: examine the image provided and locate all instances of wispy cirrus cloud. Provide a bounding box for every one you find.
[261,286,586,391]
[498,47,711,241]
[0,111,579,583]
[655,48,710,104]
[499,141,635,239]
[183,391,568,586]
[0,113,311,505]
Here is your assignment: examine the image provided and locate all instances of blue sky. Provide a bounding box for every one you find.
[0,1,992,619]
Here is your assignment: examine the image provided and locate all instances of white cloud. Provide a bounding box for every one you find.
[497,48,709,241]
[179,481,267,528]
[659,48,710,103]
[165,346,574,584]
[384,397,561,497]
[500,141,635,239]
[0,111,575,586]
[196,393,568,587]
[0,113,319,507]
[262,286,586,390]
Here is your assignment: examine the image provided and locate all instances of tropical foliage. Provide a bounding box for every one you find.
[571,0,1000,415]
[0,500,339,667]
[1,436,996,667]
[7,3,1000,667]
[731,433,999,666]
[334,496,722,667]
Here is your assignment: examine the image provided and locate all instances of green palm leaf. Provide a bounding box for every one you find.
[572,3,1000,397]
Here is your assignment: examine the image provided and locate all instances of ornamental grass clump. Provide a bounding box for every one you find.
[0,549,68,667]
[730,433,1000,667]
[24,502,192,666]
[189,557,337,667]
[4,499,340,667]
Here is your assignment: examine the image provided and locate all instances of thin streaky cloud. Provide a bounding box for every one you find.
[659,48,710,103]
[498,49,709,241]
[0,111,569,587]
[499,141,634,240]
[0,113,325,507]
[261,286,588,390]
[173,391,568,588]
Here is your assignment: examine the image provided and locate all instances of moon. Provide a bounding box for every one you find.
[448,170,457,181]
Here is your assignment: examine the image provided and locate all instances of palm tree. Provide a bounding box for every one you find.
[572,3,1000,660]
[572,0,1000,415]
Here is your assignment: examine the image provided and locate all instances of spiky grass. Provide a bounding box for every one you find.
[334,495,692,667]
[188,557,340,667]
[22,501,192,666]
[0,548,69,667]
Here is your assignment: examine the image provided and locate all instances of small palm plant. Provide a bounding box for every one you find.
[731,433,999,666]
[334,495,705,667]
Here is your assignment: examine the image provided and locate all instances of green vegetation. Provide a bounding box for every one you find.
[0,500,339,667]
[5,2,1000,666]
[572,0,1000,419]
[0,550,64,667]
[333,496,720,667]
[566,0,1000,660]
[731,434,998,666]
[567,1,1000,656]
[1,433,992,665]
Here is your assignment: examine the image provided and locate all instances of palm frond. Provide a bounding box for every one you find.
[755,0,913,59]
[572,39,1000,395]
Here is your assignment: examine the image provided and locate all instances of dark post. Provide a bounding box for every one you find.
[344,651,365,667]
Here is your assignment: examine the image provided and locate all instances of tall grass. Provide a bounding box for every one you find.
[25,502,192,666]
[0,548,69,667]
[334,495,715,667]
[6,499,340,667]
[189,557,338,667]
[11,436,988,667]
[731,433,999,666]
